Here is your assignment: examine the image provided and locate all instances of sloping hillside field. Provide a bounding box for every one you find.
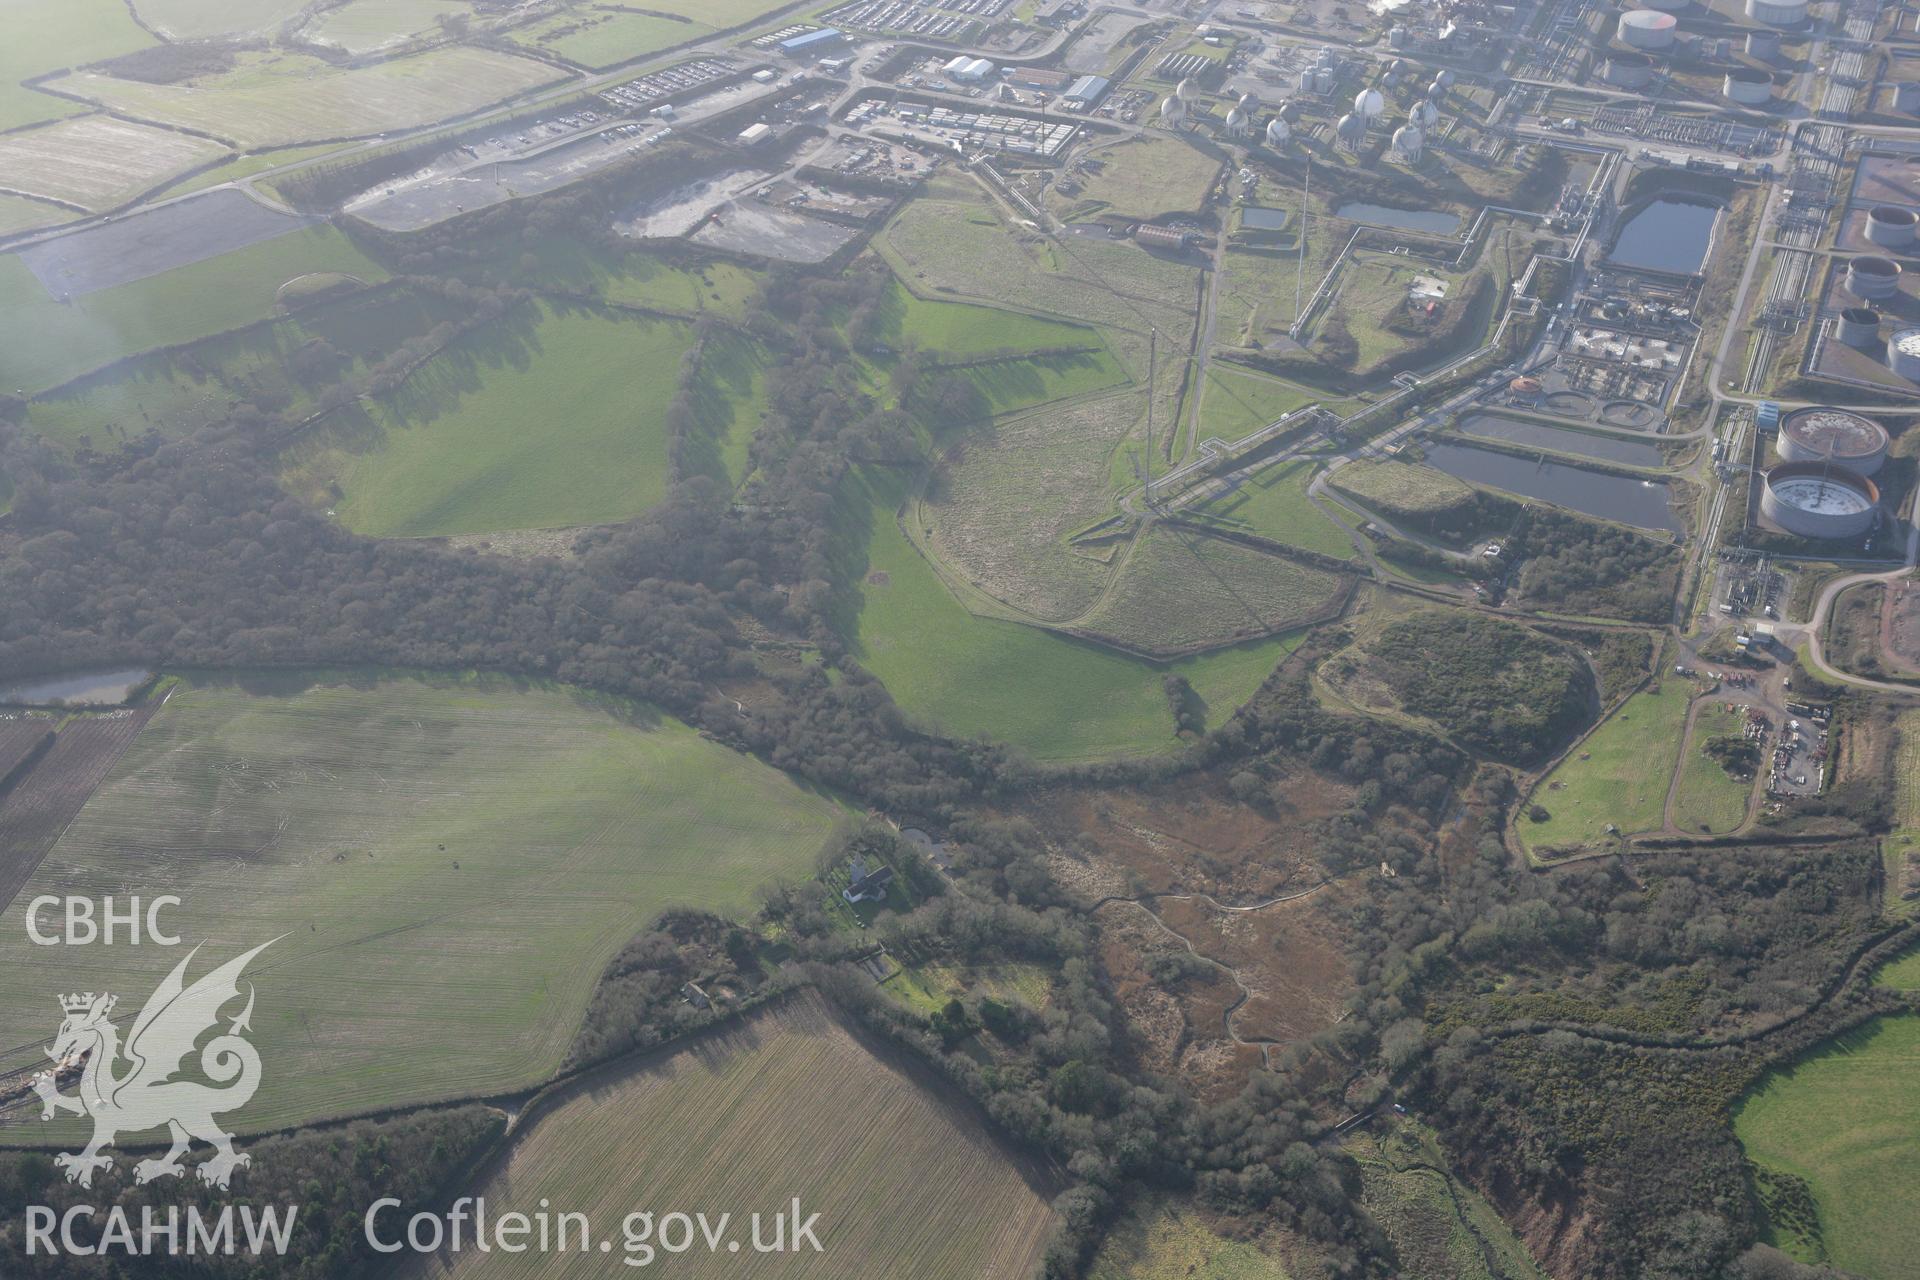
[420,995,1059,1279]
[0,673,843,1135]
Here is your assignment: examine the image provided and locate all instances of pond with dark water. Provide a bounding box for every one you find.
[1457,414,1667,468]
[1333,202,1461,235]
[0,668,151,707]
[1419,441,1680,532]
[1240,206,1291,231]
[1607,197,1720,275]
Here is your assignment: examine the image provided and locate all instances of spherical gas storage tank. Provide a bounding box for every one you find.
[1745,0,1808,24]
[1846,255,1902,300]
[1834,307,1881,349]
[1777,407,1889,475]
[1865,206,1918,249]
[1618,8,1678,47]
[1724,67,1772,105]
[1760,463,1879,539]
[1265,115,1292,145]
[1603,51,1656,88]
[1890,329,1920,383]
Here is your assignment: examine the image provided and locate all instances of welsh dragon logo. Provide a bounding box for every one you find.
[34,940,276,1189]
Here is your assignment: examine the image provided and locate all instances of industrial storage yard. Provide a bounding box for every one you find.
[0,0,1918,1277]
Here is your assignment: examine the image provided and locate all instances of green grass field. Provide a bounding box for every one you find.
[1052,133,1221,221]
[1876,943,1920,989]
[1194,364,1351,443]
[511,5,713,68]
[0,225,389,394]
[0,194,71,238]
[848,471,1296,761]
[1201,460,1355,559]
[134,0,311,38]
[1330,459,1476,517]
[424,995,1058,1279]
[1885,709,1920,916]
[283,301,697,537]
[1522,679,1691,853]
[0,0,157,130]
[880,280,1104,358]
[1669,704,1752,836]
[1081,525,1345,655]
[0,672,845,1136]
[1736,1014,1920,1278]
[0,114,229,211]
[51,46,567,148]
[28,283,460,449]
[304,0,472,53]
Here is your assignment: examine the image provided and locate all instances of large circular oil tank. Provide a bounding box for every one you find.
[1618,8,1678,47]
[1865,206,1918,249]
[1834,307,1880,349]
[1846,255,1902,300]
[1889,328,1920,383]
[1776,407,1889,475]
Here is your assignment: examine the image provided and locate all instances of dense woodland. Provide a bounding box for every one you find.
[0,164,1913,1280]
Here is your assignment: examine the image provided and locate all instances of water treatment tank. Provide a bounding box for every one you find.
[1834,307,1881,349]
[1724,67,1773,105]
[1745,0,1808,24]
[1618,8,1678,47]
[1890,329,1920,383]
[1760,463,1878,539]
[1777,407,1889,475]
[1865,206,1918,249]
[1603,51,1655,88]
[1846,255,1902,300]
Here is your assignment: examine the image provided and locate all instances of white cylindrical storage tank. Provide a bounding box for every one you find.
[1725,67,1772,105]
[1313,68,1335,93]
[1865,206,1918,249]
[1388,25,1411,48]
[1835,307,1881,349]
[1265,115,1291,145]
[1745,0,1808,24]
[1897,83,1920,113]
[1760,464,1879,539]
[1778,407,1889,475]
[1618,9,1678,48]
[1846,255,1902,300]
[1603,51,1656,87]
[1890,329,1920,382]
[1746,29,1781,59]
[1641,0,1686,10]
